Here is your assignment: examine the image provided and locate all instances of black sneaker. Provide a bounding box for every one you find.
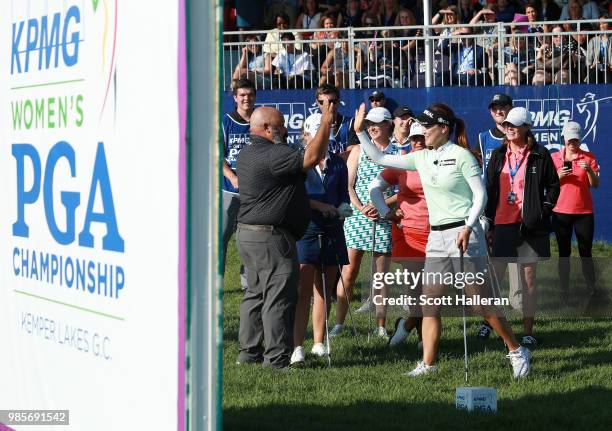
[476,322,493,339]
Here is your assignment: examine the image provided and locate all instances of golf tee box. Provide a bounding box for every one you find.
[455,387,497,413]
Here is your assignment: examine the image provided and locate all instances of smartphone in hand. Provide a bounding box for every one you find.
[563,160,572,172]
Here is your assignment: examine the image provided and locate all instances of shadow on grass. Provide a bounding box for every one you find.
[223,316,612,367]
[223,387,612,431]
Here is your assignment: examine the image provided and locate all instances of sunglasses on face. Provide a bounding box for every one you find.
[317,99,338,104]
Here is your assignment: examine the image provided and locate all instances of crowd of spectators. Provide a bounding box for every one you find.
[227,0,612,88]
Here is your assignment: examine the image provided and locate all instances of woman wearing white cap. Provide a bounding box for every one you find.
[354,102,532,379]
[551,121,600,302]
[484,107,560,346]
[330,107,398,339]
[369,122,428,349]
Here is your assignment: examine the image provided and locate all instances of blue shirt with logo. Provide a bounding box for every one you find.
[222,110,250,193]
[478,128,505,178]
[328,114,352,155]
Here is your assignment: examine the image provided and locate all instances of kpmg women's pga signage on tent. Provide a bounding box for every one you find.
[224,85,612,239]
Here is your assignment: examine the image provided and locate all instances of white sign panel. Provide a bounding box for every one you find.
[0,1,183,429]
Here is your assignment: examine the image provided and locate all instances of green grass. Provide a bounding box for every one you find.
[222,239,612,430]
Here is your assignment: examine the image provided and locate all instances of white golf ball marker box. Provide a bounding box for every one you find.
[455,387,497,413]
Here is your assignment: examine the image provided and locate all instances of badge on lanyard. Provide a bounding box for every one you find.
[507,151,525,205]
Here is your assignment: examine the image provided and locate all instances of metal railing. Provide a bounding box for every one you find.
[222,19,612,91]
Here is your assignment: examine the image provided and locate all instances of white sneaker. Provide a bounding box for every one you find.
[329,324,344,338]
[506,346,531,378]
[355,299,374,313]
[373,326,388,339]
[405,361,438,377]
[311,342,328,357]
[388,317,410,347]
[290,346,305,366]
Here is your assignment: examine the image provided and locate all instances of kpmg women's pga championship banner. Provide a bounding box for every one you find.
[224,84,612,239]
[1,1,186,430]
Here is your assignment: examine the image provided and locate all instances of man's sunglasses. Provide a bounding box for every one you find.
[317,99,338,104]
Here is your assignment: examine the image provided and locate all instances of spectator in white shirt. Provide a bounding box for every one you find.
[263,13,302,56]
[271,32,315,88]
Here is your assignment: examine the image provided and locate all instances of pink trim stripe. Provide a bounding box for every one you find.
[177,0,187,430]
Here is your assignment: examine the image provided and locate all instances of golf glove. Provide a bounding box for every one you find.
[337,202,353,219]
[479,215,490,233]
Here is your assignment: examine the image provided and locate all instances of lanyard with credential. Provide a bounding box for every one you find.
[507,151,525,192]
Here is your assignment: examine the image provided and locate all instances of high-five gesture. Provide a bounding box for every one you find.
[303,99,336,171]
[353,103,367,134]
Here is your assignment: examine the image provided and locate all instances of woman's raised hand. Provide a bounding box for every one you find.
[354,103,367,134]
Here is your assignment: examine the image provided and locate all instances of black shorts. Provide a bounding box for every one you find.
[492,223,550,264]
[296,222,349,266]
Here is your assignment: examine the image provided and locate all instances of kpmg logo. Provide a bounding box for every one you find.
[11,5,81,74]
[514,97,573,149]
[228,134,250,145]
[258,102,307,146]
[514,92,611,152]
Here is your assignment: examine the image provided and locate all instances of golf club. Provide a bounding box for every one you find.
[460,248,469,384]
[455,242,497,413]
[318,234,332,367]
[324,222,357,336]
[368,219,377,342]
[485,249,509,320]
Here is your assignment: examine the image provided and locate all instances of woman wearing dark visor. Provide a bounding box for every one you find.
[355,102,532,379]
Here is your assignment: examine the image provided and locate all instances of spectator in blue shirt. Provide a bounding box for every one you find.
[442,27,491,86]
[496,0,516,23]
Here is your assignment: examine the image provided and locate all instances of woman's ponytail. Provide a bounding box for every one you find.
[453,117,469,149]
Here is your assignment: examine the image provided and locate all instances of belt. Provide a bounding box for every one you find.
[237,223,275,232]
[430,221,465,231]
